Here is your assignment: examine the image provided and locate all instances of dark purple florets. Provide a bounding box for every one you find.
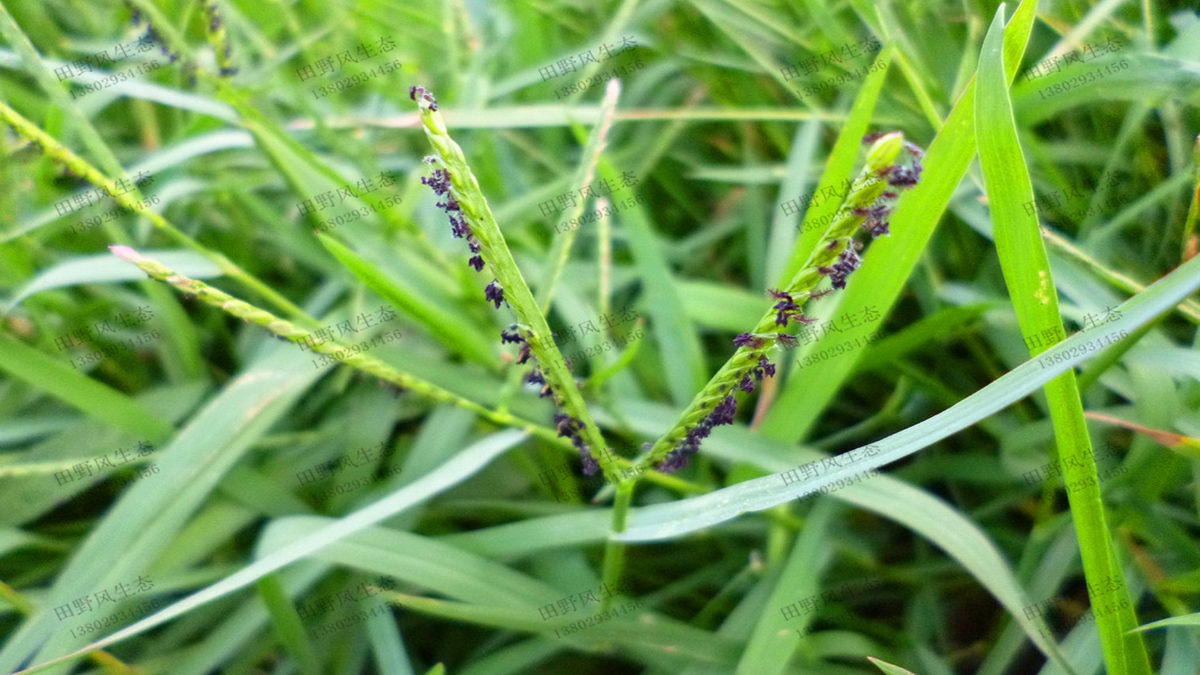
[769,288,812,327]
[425,165,493,288]
[818,242,863,290]
[854,204,893,238]
[484,280,505,308]
[740,375,755,392]
[657,392,745,473]
[577,441,599,476]
[756,355,776,379]
[711,395,738,426]
[776,333,798,348]
[500,327,523,344]
[421,168,452,196]
[659,449,691,473]
[733,332,763,348]
[553,413,578,437]
[551,413,597,473]
[409,85,438,110]
[886,164,921,188]
[515,343,532,365]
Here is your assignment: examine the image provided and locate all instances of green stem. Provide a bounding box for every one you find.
[600,479,635,612]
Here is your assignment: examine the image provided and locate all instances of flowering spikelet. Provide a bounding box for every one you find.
[126,2,178,63]
[408,85,438,111]
[554,413,598,475]
[818,241,863,290]
[422,166,452,195]
[484,280,505,308]
[733,332,764,348]
[768,289,817,327]
[515,342,532,365]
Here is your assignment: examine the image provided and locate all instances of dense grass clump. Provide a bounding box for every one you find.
[1,1,1200,675]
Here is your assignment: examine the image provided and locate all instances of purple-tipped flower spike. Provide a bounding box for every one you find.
[768,289,818,327]
[650,132,926,475]
[484,280,505,308]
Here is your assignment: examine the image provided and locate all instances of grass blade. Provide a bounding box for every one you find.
[974,6,1151,674]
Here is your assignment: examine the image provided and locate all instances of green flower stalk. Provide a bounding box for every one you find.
[639,132,924,472]
[104,246,581,455]
[409,86,618,484]
[201,0,237,77]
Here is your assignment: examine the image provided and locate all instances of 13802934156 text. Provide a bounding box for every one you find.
[1037,329,1126,369]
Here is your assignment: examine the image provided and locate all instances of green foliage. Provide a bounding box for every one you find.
[1,0,1200,674]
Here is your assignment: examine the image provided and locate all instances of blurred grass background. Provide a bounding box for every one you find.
[2,0,1200,674]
